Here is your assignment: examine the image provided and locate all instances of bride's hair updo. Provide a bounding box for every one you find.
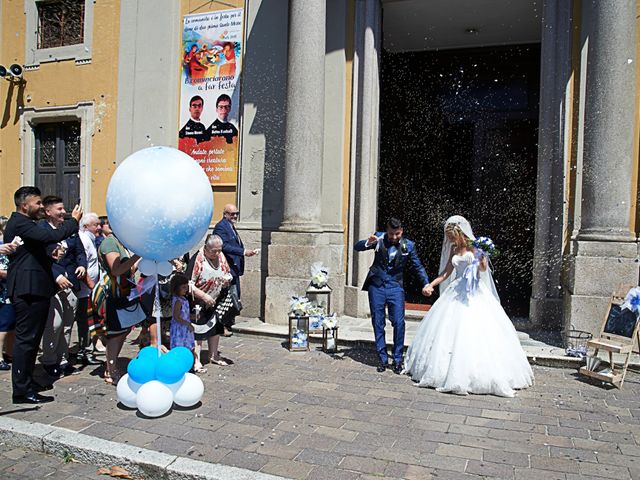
[445,222,463,236]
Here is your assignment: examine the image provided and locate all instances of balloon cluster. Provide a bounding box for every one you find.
[107,146,213,416]
[117,346,204,417]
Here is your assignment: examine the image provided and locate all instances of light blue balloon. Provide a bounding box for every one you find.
[156,353,186,385]
[127,357,157,384]
[106,146,214,262]
[138,346,163,360]
[169,346,195,373]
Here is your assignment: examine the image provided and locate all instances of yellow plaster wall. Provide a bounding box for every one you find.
[0,0,121,216]
[181,0,244,221]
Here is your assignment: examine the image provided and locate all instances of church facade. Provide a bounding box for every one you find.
[0,0,638,337]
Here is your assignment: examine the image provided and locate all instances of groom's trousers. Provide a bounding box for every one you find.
[368,283,405,365]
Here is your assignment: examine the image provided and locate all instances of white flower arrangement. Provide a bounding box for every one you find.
[321,313,338,330]
[310,262,329,288]
[289,296,311,316]
[291,329,308,347]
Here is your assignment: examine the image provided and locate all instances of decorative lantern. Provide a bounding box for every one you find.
[288,315,310,352]
[322,325,339,353]
[306,284,332,315]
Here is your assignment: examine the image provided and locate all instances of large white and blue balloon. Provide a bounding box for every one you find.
[106,146,213,263]
[108,146,211,416]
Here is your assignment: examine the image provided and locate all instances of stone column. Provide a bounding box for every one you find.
[279,0,326,232]
[529,0,572,329]
[344,0,381,318]
[578,0,636,241]
[565,0,638,336]
[264,0,348,325]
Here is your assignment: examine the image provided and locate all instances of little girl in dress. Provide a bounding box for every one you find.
[170,274,201,372]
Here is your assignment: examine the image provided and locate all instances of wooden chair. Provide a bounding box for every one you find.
[579,285,640,388]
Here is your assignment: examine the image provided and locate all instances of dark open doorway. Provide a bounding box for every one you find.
[378,44,540,318]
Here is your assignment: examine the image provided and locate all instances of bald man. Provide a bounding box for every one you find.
[212,204,257,335]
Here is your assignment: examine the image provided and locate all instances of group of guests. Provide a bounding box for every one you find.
[1,184,256,403]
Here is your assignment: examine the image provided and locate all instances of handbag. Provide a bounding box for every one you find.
[90,270,111,320]
[104,274,146,331]
[215,287,241,327]
[229,284,242,313]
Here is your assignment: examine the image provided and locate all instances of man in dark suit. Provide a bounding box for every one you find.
[207,94,238,144]
[39,196,87,377]
[179,95,210,144]
[212,204,257,336]
[4,187,82,404]
[354,217,430,374]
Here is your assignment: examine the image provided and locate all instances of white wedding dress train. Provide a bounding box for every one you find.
[404,252,534,397]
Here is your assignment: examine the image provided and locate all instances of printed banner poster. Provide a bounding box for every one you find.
[179,9,243,186]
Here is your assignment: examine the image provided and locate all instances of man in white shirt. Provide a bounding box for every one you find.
[75,213,102,365]
[40,196,87,377]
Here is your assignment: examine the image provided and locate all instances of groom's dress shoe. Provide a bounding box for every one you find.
[392,363,403,375]
[376,364,386,373]
[12,392,54,404]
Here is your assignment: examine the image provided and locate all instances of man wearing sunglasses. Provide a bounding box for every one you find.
[212,205,257,336]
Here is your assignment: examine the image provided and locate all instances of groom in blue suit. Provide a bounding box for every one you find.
[355,217,430,374]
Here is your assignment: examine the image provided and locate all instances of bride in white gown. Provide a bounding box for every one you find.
[404,215,533,397]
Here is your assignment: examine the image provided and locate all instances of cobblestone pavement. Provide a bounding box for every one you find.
[0,334,639,480]
[0,446,104,479]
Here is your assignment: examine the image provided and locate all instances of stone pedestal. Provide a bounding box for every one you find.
[564,241,638,334]
[235,227,268,320]
[264,232,345,325]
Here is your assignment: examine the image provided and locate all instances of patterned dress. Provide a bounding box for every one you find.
[170,295,195,349]
[189,250,232,340]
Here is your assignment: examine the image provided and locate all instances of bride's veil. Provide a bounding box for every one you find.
[438,215,500,301]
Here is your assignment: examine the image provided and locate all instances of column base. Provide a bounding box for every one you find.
[528,296,563,331]
[563,239,638,336]
[343,285,371,319]
[279,221,323,233]
[576,228,635,242]
[264,231,345,325]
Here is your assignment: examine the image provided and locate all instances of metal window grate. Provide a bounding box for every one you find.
[37,0,84,49]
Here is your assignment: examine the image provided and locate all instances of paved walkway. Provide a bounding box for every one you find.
[0,334,639,479]
[233,315,640,367]
[0,446,105,479]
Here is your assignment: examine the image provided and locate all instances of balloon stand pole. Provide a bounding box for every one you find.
[155,268,162,357]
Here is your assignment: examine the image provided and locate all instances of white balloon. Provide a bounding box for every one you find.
[157,261,174,277]
[116,373,141,409]
[165,376,185,394]
[106,146,213,262]
[138,258,158,276]
[173,372,204,407]
[136,380,173,417]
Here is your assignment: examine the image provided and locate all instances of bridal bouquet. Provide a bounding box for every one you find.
[471,236,499,258]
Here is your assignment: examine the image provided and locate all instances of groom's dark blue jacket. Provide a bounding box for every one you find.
[354,232,429,291]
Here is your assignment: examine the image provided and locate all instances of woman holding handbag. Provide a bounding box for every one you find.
[98,228,143,385]
[186,234,232,370]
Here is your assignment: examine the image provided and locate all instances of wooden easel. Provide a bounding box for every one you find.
[579,285,640,388]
